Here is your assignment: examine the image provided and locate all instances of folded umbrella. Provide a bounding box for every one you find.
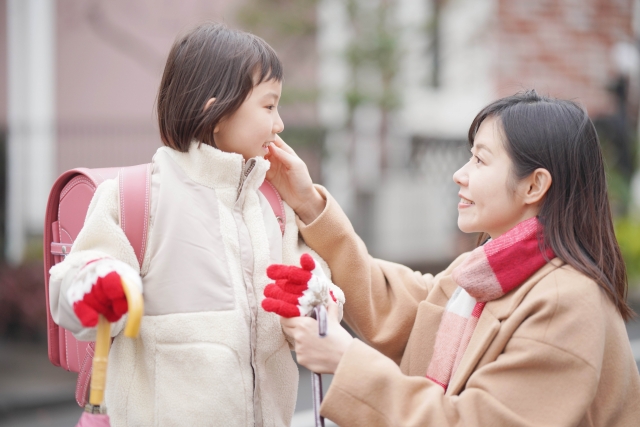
[76,278,143,427]
[310,305,328,427]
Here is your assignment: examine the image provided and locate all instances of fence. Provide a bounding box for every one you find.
[368,136,472,269]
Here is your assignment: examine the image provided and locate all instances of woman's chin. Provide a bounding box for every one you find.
[457,220,480,235]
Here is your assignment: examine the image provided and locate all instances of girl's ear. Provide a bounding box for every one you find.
[523,168,552,206]
[204,97,216,111]
[204,98,221,133]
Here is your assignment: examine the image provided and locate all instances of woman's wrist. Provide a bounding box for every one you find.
[295,187,326,225]
[330,334,353,373]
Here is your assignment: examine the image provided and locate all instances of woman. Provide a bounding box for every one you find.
[262,91,640,426]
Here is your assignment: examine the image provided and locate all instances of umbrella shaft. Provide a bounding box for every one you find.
[312,372,324,427]
[89,315,111,405]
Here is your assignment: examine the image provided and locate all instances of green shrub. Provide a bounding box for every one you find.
[614,218,640,289]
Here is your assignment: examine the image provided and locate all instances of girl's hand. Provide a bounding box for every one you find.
[67,258,142,327]
[280,300,353,374]
[265,135,326,224]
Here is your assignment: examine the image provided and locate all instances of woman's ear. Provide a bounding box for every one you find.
[204,98,221,133]
[524,168,552,206]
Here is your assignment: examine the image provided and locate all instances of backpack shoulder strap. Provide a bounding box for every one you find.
[118,164,152,268]
[259,180,286,236]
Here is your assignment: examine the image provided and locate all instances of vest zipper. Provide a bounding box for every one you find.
[234,157,263,425]
[237,159,256,200]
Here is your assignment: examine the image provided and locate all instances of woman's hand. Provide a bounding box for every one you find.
[281,300,353,374]
[265,135,326,224]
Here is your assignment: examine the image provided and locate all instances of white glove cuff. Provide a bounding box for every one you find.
[297,259,343,316]
[67,258,142,306]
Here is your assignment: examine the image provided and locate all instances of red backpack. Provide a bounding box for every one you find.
[43,163,286,407]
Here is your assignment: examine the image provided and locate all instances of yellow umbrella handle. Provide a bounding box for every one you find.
[121,278,144,338]
[89,278,144,406]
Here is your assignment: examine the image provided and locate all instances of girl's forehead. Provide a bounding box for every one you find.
[251,79,282,96]
[251,65,282,85]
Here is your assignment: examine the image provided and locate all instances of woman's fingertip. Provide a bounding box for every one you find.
[267,145,278,156]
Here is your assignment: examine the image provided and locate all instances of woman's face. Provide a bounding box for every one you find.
[453,116,535,239]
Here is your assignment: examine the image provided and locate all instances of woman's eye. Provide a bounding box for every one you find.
[474,156,482,164]
[266,105,275,110]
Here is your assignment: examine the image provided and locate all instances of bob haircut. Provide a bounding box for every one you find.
[157,23,283,152]
[469,90,634,321]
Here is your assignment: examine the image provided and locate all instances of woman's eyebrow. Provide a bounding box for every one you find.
[474,142,492,154]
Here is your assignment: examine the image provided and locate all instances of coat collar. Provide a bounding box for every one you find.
[157,141,270,193]
[445,257,564,396]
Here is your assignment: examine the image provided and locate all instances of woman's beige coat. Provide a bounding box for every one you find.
[298,186,640,427]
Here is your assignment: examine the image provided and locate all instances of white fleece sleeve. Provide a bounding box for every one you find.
[48,178,140,341]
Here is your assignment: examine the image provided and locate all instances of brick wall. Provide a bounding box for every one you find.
[495,0,634,116]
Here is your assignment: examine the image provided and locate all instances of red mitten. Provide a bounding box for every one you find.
[262,253,344,318]
[67,258,142,327]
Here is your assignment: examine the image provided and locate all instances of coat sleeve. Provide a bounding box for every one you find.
[297,186,443,364]
[281,201,332,279]
[320,336,599,427]
[48,178,140,341]
[320,273,608,427]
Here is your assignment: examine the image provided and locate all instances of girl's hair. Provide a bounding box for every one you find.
[157,23,283,151]
[469,90,634,321]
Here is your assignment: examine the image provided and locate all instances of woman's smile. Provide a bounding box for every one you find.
[458,194,474,208]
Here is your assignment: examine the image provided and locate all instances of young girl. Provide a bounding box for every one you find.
[48,23,342,426]
[262,91,640,426]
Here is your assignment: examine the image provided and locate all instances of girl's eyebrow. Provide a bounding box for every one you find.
[262,92,280,101]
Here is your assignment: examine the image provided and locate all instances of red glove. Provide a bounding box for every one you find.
[262,253,343,318]
[67,258,142,327]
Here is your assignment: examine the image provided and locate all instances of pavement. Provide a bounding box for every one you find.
[1,301,639,427]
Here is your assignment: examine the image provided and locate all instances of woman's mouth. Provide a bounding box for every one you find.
[459,195,474,207]
[262,141,272,149]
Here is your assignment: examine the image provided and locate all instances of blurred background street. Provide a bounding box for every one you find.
[1,0,640,426]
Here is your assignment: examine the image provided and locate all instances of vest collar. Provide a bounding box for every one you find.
[158,141,270,193]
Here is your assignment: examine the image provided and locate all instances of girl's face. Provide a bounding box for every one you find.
[214,78,284,160]
[453,116,539,239]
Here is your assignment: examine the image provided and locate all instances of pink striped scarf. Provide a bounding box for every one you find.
[425,217,554,390]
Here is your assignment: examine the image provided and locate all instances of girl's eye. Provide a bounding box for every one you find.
[475,155,482,164]
[266,105,275,110]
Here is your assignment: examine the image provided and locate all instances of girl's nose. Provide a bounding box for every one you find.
[274,112,284,134]
[453,163,468,186]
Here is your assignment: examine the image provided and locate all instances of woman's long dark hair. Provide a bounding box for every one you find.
[470,90,634,321]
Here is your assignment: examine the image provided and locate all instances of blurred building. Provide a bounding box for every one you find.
[0,0,319,264]
[318,0,639,269]
[1,0,639,268]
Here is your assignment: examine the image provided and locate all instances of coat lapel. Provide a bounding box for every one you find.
[445,308,500,396]
[444,258,564,396]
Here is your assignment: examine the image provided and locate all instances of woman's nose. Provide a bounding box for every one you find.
[453,163,467,186]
